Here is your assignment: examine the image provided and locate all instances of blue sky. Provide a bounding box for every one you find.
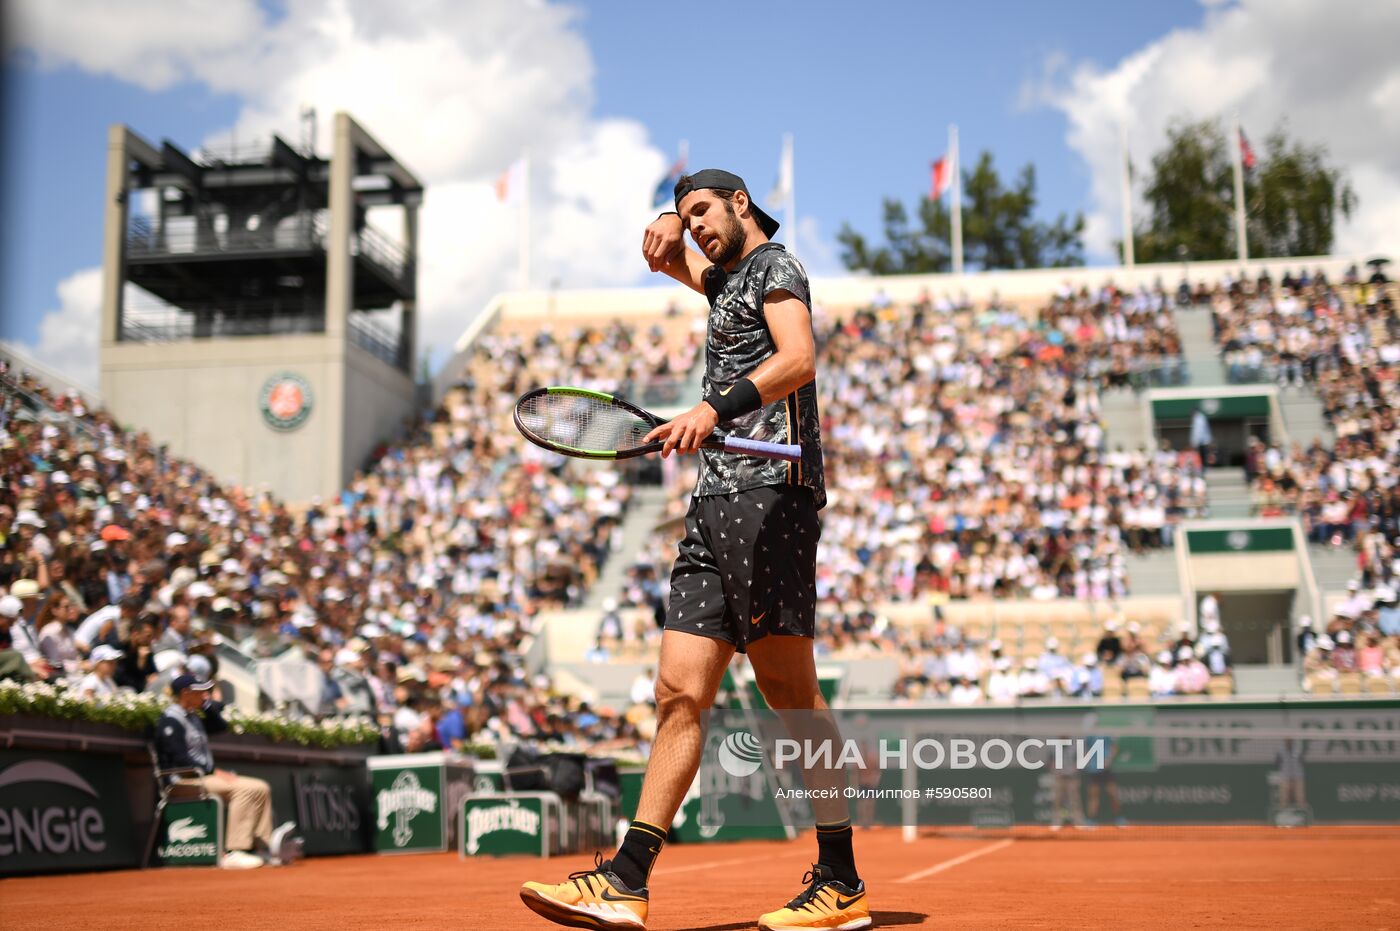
[576,0,1202,242]
[8,1,1398,390]
[2,60,241,344]
[1,0,1210,351]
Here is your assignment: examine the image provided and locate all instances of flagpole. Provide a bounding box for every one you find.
[519,149,531,290]
[950,124,964,276]
[785,133,796,252]
[1231,112,1247,264]
[1120,121,1135,268]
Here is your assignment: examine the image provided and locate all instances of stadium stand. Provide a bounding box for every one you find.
[7,254,1396,761]
[0,317,702,754]
[1202,263,1400,693]
[599,280,1242,701]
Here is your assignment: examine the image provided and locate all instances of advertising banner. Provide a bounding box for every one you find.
[686,704,1400,833]
[367,753,475,854]
[157,798,223,866]
[0,749,137,875]
[460,794,554,856]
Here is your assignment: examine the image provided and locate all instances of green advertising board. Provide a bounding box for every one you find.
[618,766,646,822]
[157,798,223,866]
[1186,527,1295,554]
[368,752,475,854]
[459,794,557,856]
[687,702,1400,832]
[1094,706,1156,772]
[373,763,443,852]
[1152,394,1271,420]
[0,749,137,875]
[1306,762,1400,823]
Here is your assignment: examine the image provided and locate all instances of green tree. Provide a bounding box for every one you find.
[1250,127,1358,257]
[1134,118,1355,262]
[1132,119,1235,263]
[838,151,1083,274]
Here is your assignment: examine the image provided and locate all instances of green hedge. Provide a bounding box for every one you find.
[0,679,380,749]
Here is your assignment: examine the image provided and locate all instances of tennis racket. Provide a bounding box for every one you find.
[513,386,802,462]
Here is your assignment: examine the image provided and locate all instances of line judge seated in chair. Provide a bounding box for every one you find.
[155,673,280,869]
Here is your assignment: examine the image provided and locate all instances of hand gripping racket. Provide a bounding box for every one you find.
[513,386,802,462]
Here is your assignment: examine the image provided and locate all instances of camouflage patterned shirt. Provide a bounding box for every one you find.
[696,243,826,509]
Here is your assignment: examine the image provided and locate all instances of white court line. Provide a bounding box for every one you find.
[896,839,1016,883]
[1039,877,1400,885]
[651,855,772,877]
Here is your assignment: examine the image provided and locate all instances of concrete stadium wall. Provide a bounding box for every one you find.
[343,342,416,481]
[102,335,348,502]
[101,336,414,503]
[1191,553,1300,590]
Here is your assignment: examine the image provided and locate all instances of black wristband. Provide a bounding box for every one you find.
[704,377,763,423]
[656,210,679,220]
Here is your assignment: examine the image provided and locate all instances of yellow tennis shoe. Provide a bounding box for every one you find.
[520,852,649,929]
[758,864,872,931]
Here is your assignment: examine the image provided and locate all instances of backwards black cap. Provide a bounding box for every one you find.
[674,169,780,239]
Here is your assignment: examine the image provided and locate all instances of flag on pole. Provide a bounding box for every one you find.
[652,147,688,208]
[768,135,793,209]
[495,157,526,202]
[1238,128,1257,172]
[930,156,952,201]
[1231,114,1248,262]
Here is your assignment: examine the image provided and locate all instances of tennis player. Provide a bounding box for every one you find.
[520,170,869,930]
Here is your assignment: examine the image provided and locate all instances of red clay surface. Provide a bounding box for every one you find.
[4,827,1400,930]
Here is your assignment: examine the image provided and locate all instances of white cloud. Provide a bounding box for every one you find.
[1033,0,1400,261]
[12,267,104,390]
[6,0,265,91]
[9,0,672,371]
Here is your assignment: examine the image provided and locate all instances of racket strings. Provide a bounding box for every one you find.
[517,393,653,453]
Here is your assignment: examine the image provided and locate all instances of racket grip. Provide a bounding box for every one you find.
[722,436,803,462]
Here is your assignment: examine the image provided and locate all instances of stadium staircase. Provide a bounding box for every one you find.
[1100,389,1152,450]
[1306,543,1358,600]
[1203,467,1254,519]
[1172,305,1229,386]
[1278,386,1333,447]
[583,485,669,611]
[1123,550,1183,597]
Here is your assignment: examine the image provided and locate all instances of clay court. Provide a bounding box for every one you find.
[5,827,1400,930]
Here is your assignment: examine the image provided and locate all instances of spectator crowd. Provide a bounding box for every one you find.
[6,262,1395,726]
[0,320,699,755]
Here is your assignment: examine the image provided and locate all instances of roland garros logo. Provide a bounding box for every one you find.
[260,372,314,432]
[376,771,437,847]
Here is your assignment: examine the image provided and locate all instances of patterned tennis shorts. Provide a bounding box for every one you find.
[663,484,819,653]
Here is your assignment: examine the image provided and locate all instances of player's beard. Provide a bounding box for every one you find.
[710,200,747,267]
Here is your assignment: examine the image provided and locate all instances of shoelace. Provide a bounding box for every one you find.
[784,865,826,911]
[568,850,610,893]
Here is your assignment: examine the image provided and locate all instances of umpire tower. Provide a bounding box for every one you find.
[99,112,422,503]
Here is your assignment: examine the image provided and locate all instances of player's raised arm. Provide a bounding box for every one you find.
[642,211,710,293]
